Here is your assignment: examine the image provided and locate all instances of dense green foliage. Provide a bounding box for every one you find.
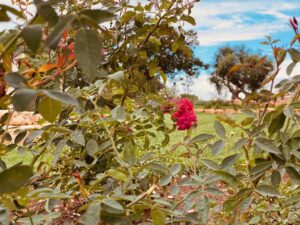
[0,1,300,225]
[210,46,275,100]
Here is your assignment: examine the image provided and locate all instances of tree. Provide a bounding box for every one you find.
[210,46,274,100]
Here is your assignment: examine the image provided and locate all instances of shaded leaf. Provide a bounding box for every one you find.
[201,159,219,170]
[79,9,115,24]
[44,90,79,106]
[159,175,172,186]
[0,164,33,194]
[232,138,248,151]
[12,89,37,111]
[190,133,214,144]
[214,121,226,138]
[102,198,124,215]
[254,138,281,155]
[250,161,272,176]
[71,130,85,146]
[271,170,281,187]
[212,140,225,155]
[4,72,26,89]
[75,29,102,81]
[221,154,239,169]
[255,185,280,197]
[170,164,181,176]
[86,139,99,157]
[21,25,43,52]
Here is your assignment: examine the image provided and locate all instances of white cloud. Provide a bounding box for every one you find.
[192,0,300,46]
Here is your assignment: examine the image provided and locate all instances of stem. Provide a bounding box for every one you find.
[258,67,279,125]
[29,60,77,88]
[104,125,121,158]
[30,147,47,167]
[26,207,34,225]
[127,184,156,207]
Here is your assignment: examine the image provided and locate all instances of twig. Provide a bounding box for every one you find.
[127,184,156,207]
[29,60,77,88]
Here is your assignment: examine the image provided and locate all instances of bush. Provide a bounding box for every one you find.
[0,1,299,224]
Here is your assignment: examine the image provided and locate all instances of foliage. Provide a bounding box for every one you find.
[0,1,299,225]
[210,46,275,100]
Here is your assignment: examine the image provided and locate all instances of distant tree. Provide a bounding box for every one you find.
[210,46,274,100]
[180,93,199,103]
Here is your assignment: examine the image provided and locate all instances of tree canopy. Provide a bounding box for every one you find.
[210,46,274,100]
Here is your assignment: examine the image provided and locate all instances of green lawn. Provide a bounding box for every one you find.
[3,113,246,168]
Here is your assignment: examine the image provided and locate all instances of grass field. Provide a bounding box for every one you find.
[3,113,246,168]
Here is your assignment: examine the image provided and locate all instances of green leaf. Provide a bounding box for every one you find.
[268,113,286,135]
[107,169,127,182]
[36,4,58,26]
[212,140,225,155]
[111,106,126,121]
[214,170,237,186]
[120,11,135,25]
[123,142,136,165]
[170,164,181,176]
[255,185,280,197]
[0,164,33,194]
[241,117,254,126]
[108,71,125,82]
[201,159,219,170]
[86,139,99,157]
[286,62,297,75]
[71,130,85,146]
[249,216,261,224]
[44,90,79,106]
[197,196,209,224]
[286,166,300,181]
[75,29,102,81]
[221,154,239,169]
[52,139,67,166]
[181,15,196,25]
[149,37,161,46]
[150,209,165,225]
[38,96,62,123]
[46,15,75,49]
[190,133,214,144]
[214,121,226,138]
[271,170,281,187]
[21,25,43,52]
[250,161,272,176]
[79,9,115,24]
[288,48,300,63]
[80,202,100,225]
[4,72,26,89]
[232,138,248,151]
[159,175,172,186]
[12,89,37,111]
[254,138,281,155]
[102,198,124,215]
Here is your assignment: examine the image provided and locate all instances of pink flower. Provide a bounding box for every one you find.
[289,17,298,33]
[172,98,197,130]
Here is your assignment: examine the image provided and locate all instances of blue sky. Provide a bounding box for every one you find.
[175,0,300,100]
[1,0,300,100]
[193,0,300,65]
